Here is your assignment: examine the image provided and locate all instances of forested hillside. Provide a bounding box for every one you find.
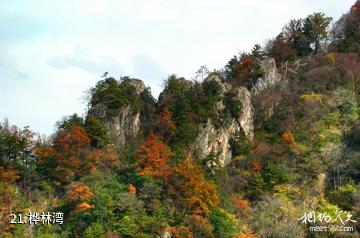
[2,1,360,237]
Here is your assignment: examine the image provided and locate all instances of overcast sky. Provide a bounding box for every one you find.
[0,0,355,135]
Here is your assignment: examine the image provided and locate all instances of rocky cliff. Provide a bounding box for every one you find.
[89,58,282,165]
[251,58,282,95]
[89,79,146,151]
[191,78,253,166]
[192,58,283,165]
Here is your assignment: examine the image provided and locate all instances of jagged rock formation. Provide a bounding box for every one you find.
[192,82,253,166]
[90,58,282,165]
[89,79,146,151]
[193,119,242,166]
[252,58,282,95]
[91,103,141,151]
[192,58,282,165]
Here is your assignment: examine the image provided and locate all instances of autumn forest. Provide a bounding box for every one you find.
[2,1,360,238]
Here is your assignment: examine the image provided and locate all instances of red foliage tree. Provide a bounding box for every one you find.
[169,157,220,216]
[251,160,262,173]
[266,34,296,64]
[54,124,92,182]
[36,124,99,185]
[231,54,256,86]
[235,55,255,77]
[156,107,176,140]
[135,132,174,183]
[36,124,119,186]
[54,124,90,157]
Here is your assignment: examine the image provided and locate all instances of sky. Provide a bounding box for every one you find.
[0,0,355,135]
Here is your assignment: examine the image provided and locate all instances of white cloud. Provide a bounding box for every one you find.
[48,46,123,76]
[0,0,355,135]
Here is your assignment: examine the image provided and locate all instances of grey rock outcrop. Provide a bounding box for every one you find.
[252,58,282,95]
[237,87,254,140]
[192,77,254,166]
[126,78,146,95]
[89,79,145,151]
[194,119,241,166]
[192,58,282,166]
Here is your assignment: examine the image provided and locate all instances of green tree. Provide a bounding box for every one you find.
[224,90,242,118]
[224,55,240,81]
[209,208,239,238]
[84,114,111,148]
[57,113,84,129]
[251,44,265,62]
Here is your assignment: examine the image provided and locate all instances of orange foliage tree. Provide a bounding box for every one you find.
[66,182,95,215]
[36,124,102,184]
[281,130,297,148]
[82,147,118,174]
[128,184,137,194]
[135,132,174,183]
[237,230,259,238]
[169,157,220,216]
[170,226,193,238]
[54,124,91,177]
[231,197,249,210]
